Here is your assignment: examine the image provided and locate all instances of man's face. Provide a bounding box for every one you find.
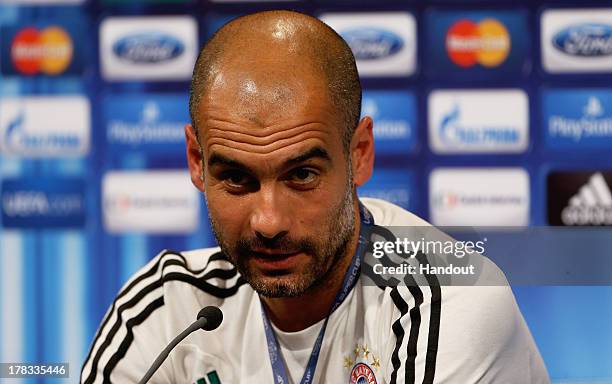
[193,61,357,298]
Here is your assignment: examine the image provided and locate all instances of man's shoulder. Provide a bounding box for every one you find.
[119,247,248,302]
[80,247,251,384]
[360,199,549,381]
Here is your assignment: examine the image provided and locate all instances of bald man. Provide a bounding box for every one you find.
[81,11,549,384]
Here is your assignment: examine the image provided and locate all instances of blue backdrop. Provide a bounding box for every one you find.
[0,0,611,383]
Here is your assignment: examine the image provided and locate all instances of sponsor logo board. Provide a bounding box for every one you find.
[425,10,529,78]
[0,0,84,4]
[210,0,299,2]
[100,16,197,81]
[103,0,191,3]
[0,96,90,158]
[102,170,199,234]
[104,93,188,154]
[319,12,416,77]
[1,23,85,76]
[548,171,612,226]
[541,9,612,73]
[362,90,416,155]
[428,89,528,154]
[359,169,413,211]
[430,168,529,226]
[1,178,86,228]
[543,89,612,149]
[446,18,510,68]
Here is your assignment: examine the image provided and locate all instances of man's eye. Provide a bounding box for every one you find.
[221,171,251,187]
[288,168,318,185]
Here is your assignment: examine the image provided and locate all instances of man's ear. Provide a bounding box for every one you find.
[350,116,375,187]
[185,123,206,193]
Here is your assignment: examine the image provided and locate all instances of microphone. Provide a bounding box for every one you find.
[138,306,223,384]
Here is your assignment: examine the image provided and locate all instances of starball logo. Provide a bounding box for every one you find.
[11,26,73,75]
[446,18,510,68]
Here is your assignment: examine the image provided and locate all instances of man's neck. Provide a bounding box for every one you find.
[261,202,362,332]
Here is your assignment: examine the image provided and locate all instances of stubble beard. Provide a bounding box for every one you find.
[207,176,356,298]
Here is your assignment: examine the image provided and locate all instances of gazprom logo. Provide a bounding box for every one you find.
[553,23,612,57]
[0,96,90,157]
[439,104,520,145]
[113,33,184,64]
[4,110,81,151]
[428,90,528,154]
[341,28,403,60]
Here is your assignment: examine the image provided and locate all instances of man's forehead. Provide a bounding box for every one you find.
[206,56,323,100]
[202,117,337,162]
[198,63,335,130]
[206,75,298,125]
[199,74,342,168]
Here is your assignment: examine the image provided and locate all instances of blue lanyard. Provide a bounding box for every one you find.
[261,203,374,384]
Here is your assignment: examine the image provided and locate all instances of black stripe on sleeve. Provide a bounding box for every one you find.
[389,268,425,384]
[81,250,175,382]
[405,284,424,384]
[389,287,409,384]
[416,253,442,384]
[102,296,165,383]
[82,251,240,384]
[163,272,247,298]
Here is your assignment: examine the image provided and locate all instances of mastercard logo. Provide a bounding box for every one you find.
[445,19,510,68]
[11,26,73,76]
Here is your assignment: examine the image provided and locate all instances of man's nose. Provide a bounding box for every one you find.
[249,185,290,239]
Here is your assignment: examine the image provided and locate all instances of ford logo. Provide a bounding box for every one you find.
[553,23,612,57]
[113,33,184,64]
[341,28,404,60]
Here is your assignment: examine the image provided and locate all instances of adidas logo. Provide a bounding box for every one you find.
[193,370,222,384]
[561,172,612,225]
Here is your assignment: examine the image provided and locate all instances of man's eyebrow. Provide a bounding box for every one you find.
[208,153,252,172]
[207,147,331,170]
[283,147,331,167]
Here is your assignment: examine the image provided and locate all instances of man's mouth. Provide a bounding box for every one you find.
[249,249,304,270]
[251,248,301,256]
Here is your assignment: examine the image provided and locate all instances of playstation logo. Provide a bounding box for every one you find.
[583,96,604,118]
[141,101,161,124]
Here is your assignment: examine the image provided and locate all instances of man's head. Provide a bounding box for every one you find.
[185,10,375,298]
[189,10,362,154]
